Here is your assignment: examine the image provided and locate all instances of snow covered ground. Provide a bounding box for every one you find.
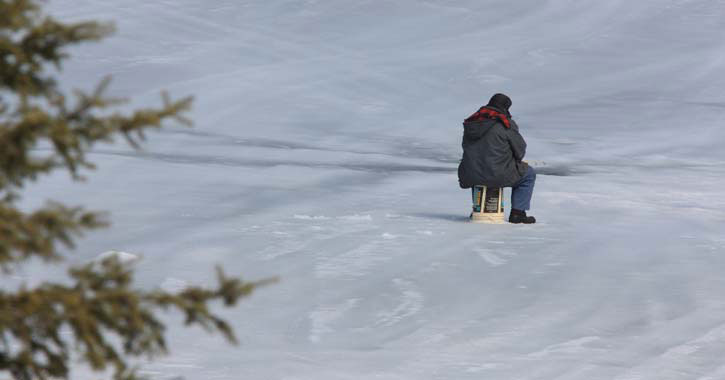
[15,0,725,379]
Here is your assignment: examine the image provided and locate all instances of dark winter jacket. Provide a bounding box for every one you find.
[457,106,529,188]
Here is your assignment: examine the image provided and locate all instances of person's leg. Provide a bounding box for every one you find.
[511,166,536,211]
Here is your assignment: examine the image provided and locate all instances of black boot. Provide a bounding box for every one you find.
[509,209,536,224]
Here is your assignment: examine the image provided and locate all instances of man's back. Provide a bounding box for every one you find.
[457,107,528,189]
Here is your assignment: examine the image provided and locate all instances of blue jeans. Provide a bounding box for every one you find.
[511,166,536,211]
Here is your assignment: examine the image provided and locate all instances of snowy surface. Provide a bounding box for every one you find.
[14,0,725,379]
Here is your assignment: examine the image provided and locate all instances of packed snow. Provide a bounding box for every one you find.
[14,0,725,379]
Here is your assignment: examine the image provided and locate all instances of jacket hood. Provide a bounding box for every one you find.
[464,106,511,129]
[462,118,497,141]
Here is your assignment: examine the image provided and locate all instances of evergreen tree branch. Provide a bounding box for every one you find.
[0,1,271,379]
[0,257,274,380]
[0,201,106,269]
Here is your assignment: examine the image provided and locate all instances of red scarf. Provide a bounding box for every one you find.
[464,107,511,128]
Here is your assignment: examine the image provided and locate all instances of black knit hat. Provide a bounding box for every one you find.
[486,93,512,116]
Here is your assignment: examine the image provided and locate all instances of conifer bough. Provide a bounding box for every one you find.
[0,1,271,379]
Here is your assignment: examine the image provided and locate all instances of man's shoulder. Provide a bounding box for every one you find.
[490,120,515,135]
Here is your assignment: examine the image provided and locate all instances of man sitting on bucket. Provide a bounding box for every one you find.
[457,93,537,224]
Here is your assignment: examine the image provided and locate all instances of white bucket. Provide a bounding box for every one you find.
[470,186,505,224]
